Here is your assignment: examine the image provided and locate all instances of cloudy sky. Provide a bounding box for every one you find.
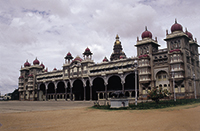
[0,0,200,95]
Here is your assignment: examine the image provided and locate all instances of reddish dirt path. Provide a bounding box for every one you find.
[0,104,200,131]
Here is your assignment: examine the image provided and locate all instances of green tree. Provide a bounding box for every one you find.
[147,87,169,103]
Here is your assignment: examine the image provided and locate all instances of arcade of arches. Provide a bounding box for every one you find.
[38,73,139,101]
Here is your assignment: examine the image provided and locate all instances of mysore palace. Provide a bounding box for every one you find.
[18,20,200,101]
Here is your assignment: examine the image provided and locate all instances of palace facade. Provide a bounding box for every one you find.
[18,20,200,101]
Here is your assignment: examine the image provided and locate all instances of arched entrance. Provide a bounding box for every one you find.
[107,75,122,91]
[124,73,135,90]
[47,82,55,100]
[56,81,65,100]
[73,79,84,100]
[39,83,45,101]
[92,77,105,100]
[124,73,139,97]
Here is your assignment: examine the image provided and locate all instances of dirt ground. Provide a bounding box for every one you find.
[0,101,200,131]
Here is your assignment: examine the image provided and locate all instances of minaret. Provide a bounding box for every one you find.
[83,47,93,60]
[110,34,126,61]
[64,52,73,64]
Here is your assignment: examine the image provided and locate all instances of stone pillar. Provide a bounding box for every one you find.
[98,93,100,100]
[73,94,75,101]
[90,86,92,101]
[105,84,107,100]
[122,82,125,94]
[130,92,132,98]
[84,86,86,101]
[70,87,73,101]
[37,90,39,101]
[45,83,48,101]
[64,81,68,101]
[55,88,57,101]
[65,87,67,101]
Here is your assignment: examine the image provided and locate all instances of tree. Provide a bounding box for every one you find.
[147,87,169,104]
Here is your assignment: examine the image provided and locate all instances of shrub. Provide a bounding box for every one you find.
[147,87,169,103]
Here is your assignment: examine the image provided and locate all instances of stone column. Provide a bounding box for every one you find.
[122,82,124,94]
[90,86,92,101]
[45,83,48,101]
[64,81,68,101]
[70,87,73,101]
[98,93,100,100]
[55,87,57,101]
[84,87,86,101]
[37,90,39,101]
[53,81,58,101]
[65,87,67,101]
[105,84,108,100]
[37,83,40,101]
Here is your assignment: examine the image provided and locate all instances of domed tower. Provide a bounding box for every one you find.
[110,34,126,61]
[135,26,159,56]
[83,47,93,60]
[64,52,73,64]
[164,19,199,97]
[135,26,159,97]
[33,58,40,65]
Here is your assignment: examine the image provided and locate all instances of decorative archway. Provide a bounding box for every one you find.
[73,79,84,100]
[56,81,65,99]
[39,83,45,101]
[92,77,105,100]
[156,71,169,90]
[124,73,135,90]
[107,75,122,91]
[47,82,55,100]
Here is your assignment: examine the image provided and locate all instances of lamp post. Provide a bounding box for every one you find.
[193,74,197,99]
[172,69,176,101]
[135,69,137,105]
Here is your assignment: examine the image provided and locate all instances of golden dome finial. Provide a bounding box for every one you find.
[116,34,119,40]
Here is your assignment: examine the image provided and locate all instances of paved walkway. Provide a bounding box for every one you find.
[0,100,94,113]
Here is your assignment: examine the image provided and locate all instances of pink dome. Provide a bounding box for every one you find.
[185,30,193,39]
[53,68,57,71]
[28,74,33,77]
[33,58,40,65]
[40,63,45,69]
[103,57,108,62]
[67,52,72,56]
[72,56,83,62]
[119,55,124,59]
[171,19,183,32]
[19,76,24,79]
[141,27,152,39]
[24,60,31,67]
[85,47,90,51]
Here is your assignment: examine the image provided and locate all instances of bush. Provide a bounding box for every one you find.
[147,87,169,103]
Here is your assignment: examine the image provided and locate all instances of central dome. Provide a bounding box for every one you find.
[33,58,40,65]
[141,26,152,39]
[171,19,183,33]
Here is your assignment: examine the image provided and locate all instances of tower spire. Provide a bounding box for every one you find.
[116,34,119,40]
[175,18,177,24]
[145,26,147,31]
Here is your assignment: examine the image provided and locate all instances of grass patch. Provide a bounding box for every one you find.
[91,99,200,110]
